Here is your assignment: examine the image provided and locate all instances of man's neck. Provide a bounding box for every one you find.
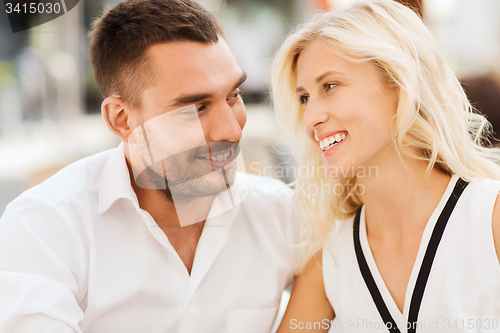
[126,159,215,275]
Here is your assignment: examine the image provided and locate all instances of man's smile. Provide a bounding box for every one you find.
[197,148,236,169]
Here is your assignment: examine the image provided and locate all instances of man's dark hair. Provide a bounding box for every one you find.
[88,0,224,109]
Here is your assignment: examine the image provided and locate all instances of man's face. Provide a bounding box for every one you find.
[127,39,247,201]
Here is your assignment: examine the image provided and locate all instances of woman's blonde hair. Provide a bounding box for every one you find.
[271,0,500,271]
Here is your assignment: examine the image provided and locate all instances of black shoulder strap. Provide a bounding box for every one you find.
[353,207,401,333]
[353,178,469,333]
[407,177,468,333]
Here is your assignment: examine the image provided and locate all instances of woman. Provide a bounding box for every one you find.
[272,1,500,332]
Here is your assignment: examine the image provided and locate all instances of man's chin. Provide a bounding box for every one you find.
[201,165,236,189]
[189,164,236,193]
[162,164,237,201]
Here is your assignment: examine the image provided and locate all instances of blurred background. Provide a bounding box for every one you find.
[1,0,500,215]
[0,0,500,331]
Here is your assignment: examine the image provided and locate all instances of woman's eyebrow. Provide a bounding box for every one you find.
[315,70,346,83]
[296,86,307,95]
[296,71,347,94]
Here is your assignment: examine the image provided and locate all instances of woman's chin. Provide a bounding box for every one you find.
[323,162,355,179]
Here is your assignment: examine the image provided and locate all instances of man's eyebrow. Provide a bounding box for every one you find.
[233,72,247,91]
[170,93,214,107]
[169,72,247,107]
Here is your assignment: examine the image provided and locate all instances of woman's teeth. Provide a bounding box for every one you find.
[319,133,347,151]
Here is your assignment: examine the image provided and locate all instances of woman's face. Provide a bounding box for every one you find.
[296,39,399,178]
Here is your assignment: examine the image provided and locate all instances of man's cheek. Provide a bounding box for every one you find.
[145,111,206,160]
[127,105,209,184]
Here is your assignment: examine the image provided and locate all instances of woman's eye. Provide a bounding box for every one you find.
[325,83,338,91]
[299,95,309,105]
[196,105,207,112]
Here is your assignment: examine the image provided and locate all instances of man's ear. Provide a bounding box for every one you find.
[101,96,133,142]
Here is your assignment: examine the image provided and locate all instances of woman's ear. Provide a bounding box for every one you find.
[101,95,133,142]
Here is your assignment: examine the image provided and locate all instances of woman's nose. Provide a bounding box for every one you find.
[303,99,330,131]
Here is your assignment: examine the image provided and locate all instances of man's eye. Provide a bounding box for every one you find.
[196,105,207,112]
[181,105,205,116]
[227,89,243,100]
[299,95,309,105]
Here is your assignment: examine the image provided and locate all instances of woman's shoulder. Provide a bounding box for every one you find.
[458,176,500,206]
[465,176,500,263]
[328,216,355,240]
[469,176,500,192]
[483,178,500,264]
[323,215,357,260]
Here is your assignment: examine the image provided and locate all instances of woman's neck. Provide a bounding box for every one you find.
[356,148,451,242]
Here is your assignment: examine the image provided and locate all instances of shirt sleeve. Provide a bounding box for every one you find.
[0,198,86,333]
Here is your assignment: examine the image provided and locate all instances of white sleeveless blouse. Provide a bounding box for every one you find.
[323,175,500,332]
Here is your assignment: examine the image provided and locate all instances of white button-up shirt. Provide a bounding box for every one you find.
[0,144,299,333]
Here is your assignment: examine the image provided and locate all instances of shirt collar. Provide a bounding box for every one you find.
[98,142,139,216]
[98,143,249,220]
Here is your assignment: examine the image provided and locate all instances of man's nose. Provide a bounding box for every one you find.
[206,103,244,143]
[303,99,330,132]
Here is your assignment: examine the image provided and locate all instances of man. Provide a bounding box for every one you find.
[0,1,299,332]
